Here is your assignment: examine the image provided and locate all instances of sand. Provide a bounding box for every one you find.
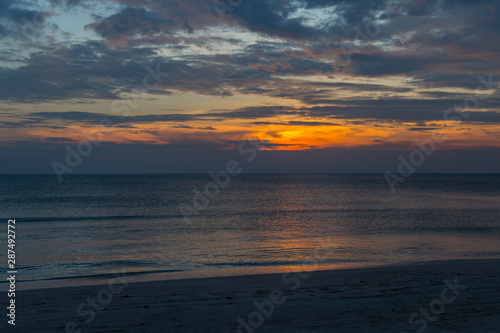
[6,261,500,332]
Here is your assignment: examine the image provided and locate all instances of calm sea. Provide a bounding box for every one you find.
[1,174,500,288]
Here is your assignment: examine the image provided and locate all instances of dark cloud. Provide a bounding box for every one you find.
[408,127,441,132]
[7,102,496,130]
[305,103,500,123]
[0,0,45,24]
[2,0,499,105]
[0,41,217,102]
[406,0,439,16]
[87,6,179,39]
[44,136,78,143]
[304,81,412,93]
[230,0,391,39]
[349,53,437,76]
[230,0,319,39]
[412,73,500,90]
[2,106,300,129]
[250,120,341,126]
[287,120,340,126]
[28,111,201,124]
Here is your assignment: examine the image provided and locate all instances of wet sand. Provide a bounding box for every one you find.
[7,261,500,332]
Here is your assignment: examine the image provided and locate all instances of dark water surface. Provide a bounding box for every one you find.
[1,174,499,288]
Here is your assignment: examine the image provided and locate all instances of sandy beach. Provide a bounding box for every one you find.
[7,261,499,332]
[3,0,500,331]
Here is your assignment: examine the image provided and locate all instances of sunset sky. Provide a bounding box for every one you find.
[1,0,500,174]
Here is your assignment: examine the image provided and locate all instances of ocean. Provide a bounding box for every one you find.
[1,174,500,289]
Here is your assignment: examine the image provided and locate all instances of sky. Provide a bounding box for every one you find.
[1,0,500,174]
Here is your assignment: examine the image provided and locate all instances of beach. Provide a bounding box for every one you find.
[3,0,500,330]
[10,261,500,332]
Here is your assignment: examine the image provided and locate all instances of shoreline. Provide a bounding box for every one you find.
[11,260,500,332]
[8,258,499,291]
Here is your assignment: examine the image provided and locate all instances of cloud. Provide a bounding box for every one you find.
[0,1,45,25]
[86,6,179,40]
[26,106,301,124]
[407,127,441,131]
[8,102,495,130]
[412,73,500,90]
[287,120,340,126]
[304,103,500,123]
[2,0,499,106]
[304,81,411,93]
[2,0,500,162]
[348,53,435,76]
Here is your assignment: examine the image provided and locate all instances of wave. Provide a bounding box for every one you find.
[0,269,184,284]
